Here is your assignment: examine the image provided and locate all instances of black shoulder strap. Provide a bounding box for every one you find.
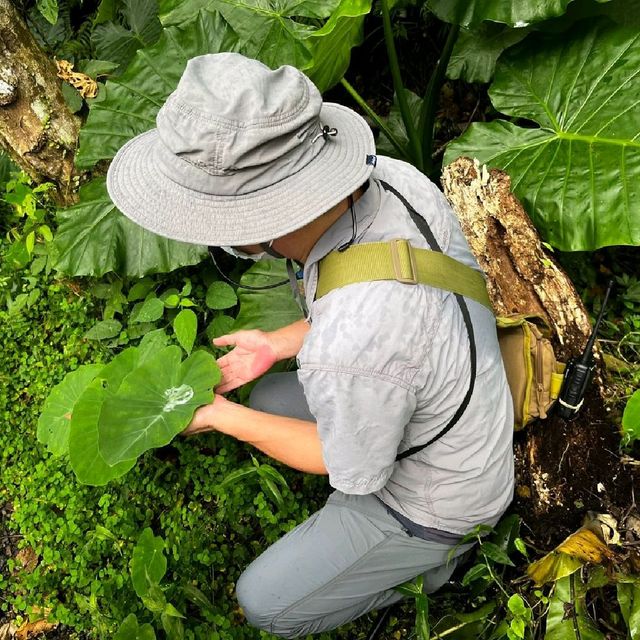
[378,180,477,461]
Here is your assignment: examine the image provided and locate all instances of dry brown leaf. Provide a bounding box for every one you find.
[15,547,38,573]
[0,622,17,640]
[55,59,98,99]
[15,620,57,640]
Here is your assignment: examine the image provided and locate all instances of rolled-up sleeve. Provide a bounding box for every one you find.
[297,366,417,494]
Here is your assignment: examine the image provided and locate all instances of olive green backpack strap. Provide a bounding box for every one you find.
[316,239,492,309]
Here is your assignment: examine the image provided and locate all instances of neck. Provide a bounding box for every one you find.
[273,186,366,264]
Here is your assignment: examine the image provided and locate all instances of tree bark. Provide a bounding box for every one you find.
[441,157,628,542]
[441,157,592,361]
[0,0,79,205]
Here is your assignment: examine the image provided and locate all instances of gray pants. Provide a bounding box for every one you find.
[239,373,470,638]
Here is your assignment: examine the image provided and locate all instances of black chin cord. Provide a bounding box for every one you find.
[208,247,289,290]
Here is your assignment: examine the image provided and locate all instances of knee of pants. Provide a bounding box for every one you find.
[248,377,270,413]
[235,566,318,639]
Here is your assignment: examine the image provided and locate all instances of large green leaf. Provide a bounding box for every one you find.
[444,19,640,251]
[98,346,219,465]
[92,0,162,70]
[305,0,371,92]
[68,349,143,485]
[52,179,207,277]
[427,0,575,27]
[545,574,605,640]
[446,24,529,83]
[131,528,167,597]
[162,0,343,74]
[233,260,303,332]
[37,364,104,456]
[77,9,240,168]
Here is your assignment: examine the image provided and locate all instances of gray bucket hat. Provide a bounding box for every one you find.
[106,53,376,246]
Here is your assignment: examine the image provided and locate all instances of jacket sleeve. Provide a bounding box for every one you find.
[297,366,417,494]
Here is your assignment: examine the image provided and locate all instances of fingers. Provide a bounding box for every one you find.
[212,333,239,347]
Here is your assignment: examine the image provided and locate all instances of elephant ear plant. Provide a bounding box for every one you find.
[37,332,220,485]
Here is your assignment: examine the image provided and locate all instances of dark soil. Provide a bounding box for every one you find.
[513,395,638,549]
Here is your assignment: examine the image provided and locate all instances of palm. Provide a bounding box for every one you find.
[214,331,277,393]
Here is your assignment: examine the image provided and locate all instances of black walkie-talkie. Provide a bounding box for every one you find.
[556,281,613,420]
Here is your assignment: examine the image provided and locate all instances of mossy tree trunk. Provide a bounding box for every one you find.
[0,0,79,205]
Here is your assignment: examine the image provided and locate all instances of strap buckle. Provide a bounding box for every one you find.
[389,239,418,285]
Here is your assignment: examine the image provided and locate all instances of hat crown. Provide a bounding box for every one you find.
[156,53,324,181]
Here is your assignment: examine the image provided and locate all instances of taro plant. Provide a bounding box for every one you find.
[114,528,186,640]
[37,333,220,485]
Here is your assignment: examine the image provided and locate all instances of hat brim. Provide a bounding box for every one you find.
[106,103,376,247]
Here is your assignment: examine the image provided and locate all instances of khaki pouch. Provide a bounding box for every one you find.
[497,315,566,430]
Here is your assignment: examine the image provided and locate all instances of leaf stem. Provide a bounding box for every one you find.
[340,78,407,158]
[380,0,423,168]
[419,22,460,178]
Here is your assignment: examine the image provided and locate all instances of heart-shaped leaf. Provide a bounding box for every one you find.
[131,528,167,597]
[98,346,219,465]
[205,281,237,310]
[444,20,640,250]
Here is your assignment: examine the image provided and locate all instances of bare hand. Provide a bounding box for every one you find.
[182,393,230,436]
[212,330,278,393]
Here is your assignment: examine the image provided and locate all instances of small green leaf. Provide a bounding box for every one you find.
[205,281,238,310]
[508,594,527,617]
[138,329,169,358]
[514,538,529,558]
[128,278,155,301]
[259,476,284,509]
[182,584,214,614]
[37,0,58,24]
[131,528,167,598]
[25,231,35,255]
[461,563,488,587]
[622,390,640,445]
[256,463,288,489]
[480,541,515,566]
[130,297,164,323]
[163,294,181,308]
[161,612,184,640]
[38,224,53,242]
[94,525,118,542]
[84,319,122,341]
[220,466,258,487]
[173,309,197,355]
[164,603,185,618]
[114,613,156,640]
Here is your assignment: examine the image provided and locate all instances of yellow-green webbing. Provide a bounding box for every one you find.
[316,239,492,309]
